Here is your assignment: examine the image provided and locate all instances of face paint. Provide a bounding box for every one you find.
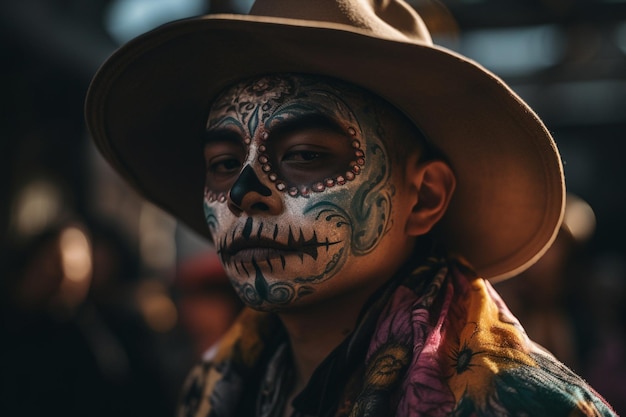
[203,74,398,310]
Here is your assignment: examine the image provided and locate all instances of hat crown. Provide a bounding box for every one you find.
[250,0,432,44]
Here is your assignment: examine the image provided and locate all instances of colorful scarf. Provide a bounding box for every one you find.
[178,256,616,417]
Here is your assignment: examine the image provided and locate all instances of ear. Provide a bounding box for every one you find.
[405,159,456,237]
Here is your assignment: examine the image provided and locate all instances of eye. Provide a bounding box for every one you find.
[282,149,326,163]
[204,140,245,176]
[267,128,355,186]
[204,140,246,192]
[208,156,242,174]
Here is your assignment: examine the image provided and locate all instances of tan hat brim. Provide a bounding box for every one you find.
[85,15,565,281]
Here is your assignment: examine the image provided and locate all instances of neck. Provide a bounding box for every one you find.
[276,286,377,395]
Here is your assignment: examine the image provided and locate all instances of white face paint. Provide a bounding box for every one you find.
[203,74,405,310]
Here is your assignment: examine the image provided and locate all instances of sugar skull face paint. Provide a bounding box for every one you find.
[203,74,403,310]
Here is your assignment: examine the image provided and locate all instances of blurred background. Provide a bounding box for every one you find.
[1,0,624,415]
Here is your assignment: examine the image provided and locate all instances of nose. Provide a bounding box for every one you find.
[228,165,283,216]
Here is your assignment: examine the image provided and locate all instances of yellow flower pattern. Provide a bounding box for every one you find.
[443,278,536,409]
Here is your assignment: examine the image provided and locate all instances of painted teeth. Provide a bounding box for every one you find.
[218,219,341,267]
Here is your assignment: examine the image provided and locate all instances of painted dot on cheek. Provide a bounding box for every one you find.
[336,175,346,185]
[325,178,335,187]
[269,173,278,182]
[345,171,355,181]
[276,181,286,191]
[205,191,227,203]
[312,182,325,192]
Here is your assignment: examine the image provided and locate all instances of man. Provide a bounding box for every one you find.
[85,0,616,415]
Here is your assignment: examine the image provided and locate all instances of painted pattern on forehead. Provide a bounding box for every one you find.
[205,74,369,199]
[207,76,296,142]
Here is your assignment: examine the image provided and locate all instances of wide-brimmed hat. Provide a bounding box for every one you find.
[85,0,565,281]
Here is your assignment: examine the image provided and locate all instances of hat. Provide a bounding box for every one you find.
[85,0,565,281]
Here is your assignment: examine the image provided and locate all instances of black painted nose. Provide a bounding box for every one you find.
[230,165,271,206]
[228,165,281,216]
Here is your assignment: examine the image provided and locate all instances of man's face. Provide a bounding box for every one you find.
[203,74,413,311]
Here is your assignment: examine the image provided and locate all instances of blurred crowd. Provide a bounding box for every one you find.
[1,196,624,416]
[0,216,242,417]
[495,195,626,414]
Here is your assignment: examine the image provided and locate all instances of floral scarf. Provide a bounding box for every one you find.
[177,256,616,417]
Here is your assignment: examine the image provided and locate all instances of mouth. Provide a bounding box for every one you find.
[218,225,342,266]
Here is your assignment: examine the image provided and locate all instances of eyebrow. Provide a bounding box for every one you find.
[268,112,347,140]
[202,112,349,145]
[202,127,244,146]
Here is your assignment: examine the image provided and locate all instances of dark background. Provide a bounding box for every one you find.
[1,0,625,415]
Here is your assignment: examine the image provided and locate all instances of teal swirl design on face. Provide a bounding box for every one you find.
[203,74,396,310]
[284,84,394,255]
[290,201,351,285]
[204,204,218,236]
[350,142,395,255]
